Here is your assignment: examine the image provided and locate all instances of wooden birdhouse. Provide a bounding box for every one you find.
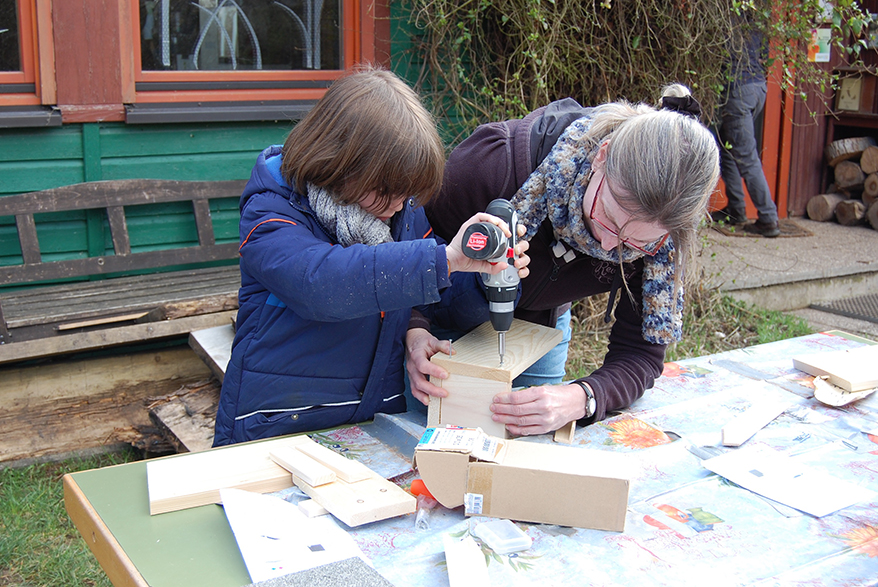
[427,319,563,438]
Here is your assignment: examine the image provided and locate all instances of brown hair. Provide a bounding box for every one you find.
[281,65,445,209]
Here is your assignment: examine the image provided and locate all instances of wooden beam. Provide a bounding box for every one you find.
[292,473,416,528]
[187,323,235,382]
[270,445,337,487]
[0,311,238,365]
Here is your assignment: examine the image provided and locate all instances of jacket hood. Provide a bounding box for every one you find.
[241,145,293,212]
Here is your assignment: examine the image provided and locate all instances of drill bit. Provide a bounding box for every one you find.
[498,331,506,366]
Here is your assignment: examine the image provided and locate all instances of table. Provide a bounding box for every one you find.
[64,331,878,587]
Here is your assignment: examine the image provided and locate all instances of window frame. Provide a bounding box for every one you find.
[126,0,369,105]
[0,0,53,107]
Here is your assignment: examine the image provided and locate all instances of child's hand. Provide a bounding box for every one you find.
[405,328,453,405]
[446,213,514,274]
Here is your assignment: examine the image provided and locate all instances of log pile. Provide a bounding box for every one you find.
[810,137,878,230]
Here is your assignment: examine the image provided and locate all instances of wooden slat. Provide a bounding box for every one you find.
[56,312,149,331]
[0,242,240,285]
[293,473,416,528]
[192,199,216,246]
[107,205,131,255]
[146,435,314,515]
[1,266,240,329]
[270,445,337,486]
[0,179,246,216]
[0,311,238,365]
[295,442,373,483]
[187,323,235,382]
[14,214,41,264]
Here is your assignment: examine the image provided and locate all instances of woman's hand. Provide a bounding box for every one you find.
[489,383,587,436]
[405,328,454,406]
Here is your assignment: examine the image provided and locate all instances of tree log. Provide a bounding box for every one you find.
[868,200,878,231]
[835,198,867,226]
[834,160,866,190]
[861,145,878,175]
[806,193,846,221]
[863,174,878,209]
[825,136,877,167]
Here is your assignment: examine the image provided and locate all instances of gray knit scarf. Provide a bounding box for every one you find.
[307,183,393,247]
[509,117,683,345]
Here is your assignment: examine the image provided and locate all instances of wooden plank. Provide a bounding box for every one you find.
[148,379,221,454]
[270,445,337,486]
[432,373,509,438]
[298,499,329,517]
[107,205,131,255]
[192,199,216,246]
[721,401,791,447]
[188,323,235,382]
[792,345,878,392]
[292,473,416,528]
[0,241,240,285]
[146,435,313,515]
[63,475,150,587]
[143,294,238,323]
[1,265,240,328]
[14,213,41,264]
[553,420,576,444]
[0,311,238,365]
[431,319,563,383]
[0,347,212,464]
[56,312,149,331]
[0,179,247,216]
[295,442,373,483]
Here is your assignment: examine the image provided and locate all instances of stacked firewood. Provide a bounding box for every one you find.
[810,137,878,230]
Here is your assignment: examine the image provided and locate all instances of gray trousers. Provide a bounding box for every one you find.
[718,80,778,223]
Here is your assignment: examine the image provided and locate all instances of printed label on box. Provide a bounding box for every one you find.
[417,427,505,463]
[464,492,484,515]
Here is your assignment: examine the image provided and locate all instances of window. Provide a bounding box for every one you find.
[131,0,367,105]
[0,0,43,107]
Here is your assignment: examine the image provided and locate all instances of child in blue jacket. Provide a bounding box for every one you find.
[213,66,524,445]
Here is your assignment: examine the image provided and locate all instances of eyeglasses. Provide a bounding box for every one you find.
[589,173,669,256]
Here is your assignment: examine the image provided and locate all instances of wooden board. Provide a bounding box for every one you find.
[270,445,337,486]
[792,345,878,392]
[0,347,212,465]
[147,435,312,515]
[188,323,235,382]
[431,373,509,438]
[148,379,221,454]
[293,473,416,528]
[431,319,563,383]
[0,311,238,365]
[295,441,373,483]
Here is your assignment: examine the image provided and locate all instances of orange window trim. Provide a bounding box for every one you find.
[126,0,369,104]
[0,0,40,105]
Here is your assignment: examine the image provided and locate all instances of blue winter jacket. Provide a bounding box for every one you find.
[213,146,492,445]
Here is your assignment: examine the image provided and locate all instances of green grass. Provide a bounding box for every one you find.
[566,284,813,379]
[0,450,138,587]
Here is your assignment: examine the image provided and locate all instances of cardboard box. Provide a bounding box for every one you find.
[414,426,634,531]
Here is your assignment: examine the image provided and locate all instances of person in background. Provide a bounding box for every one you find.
[213,66,528,446]
[711,22,780,238]
[406,84,720,436]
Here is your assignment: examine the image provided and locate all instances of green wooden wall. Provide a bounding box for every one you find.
[0,121,291,277]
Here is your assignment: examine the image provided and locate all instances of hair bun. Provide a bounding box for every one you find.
[661,95,702,119]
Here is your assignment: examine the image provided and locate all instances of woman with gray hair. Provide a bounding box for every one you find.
[406,85,720,436]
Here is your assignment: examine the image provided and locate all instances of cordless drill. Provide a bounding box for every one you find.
[460,199,519,366]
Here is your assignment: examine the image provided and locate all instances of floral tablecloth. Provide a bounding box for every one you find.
[279,332,878,587]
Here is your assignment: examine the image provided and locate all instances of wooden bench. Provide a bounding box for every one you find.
[0,179,245,364]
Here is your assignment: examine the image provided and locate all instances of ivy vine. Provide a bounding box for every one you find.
[401,0,871,145]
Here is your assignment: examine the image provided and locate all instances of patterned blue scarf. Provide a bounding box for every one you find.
[510,117,683,345]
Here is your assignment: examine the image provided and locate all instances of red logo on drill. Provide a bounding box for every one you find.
[466,232,489,251]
